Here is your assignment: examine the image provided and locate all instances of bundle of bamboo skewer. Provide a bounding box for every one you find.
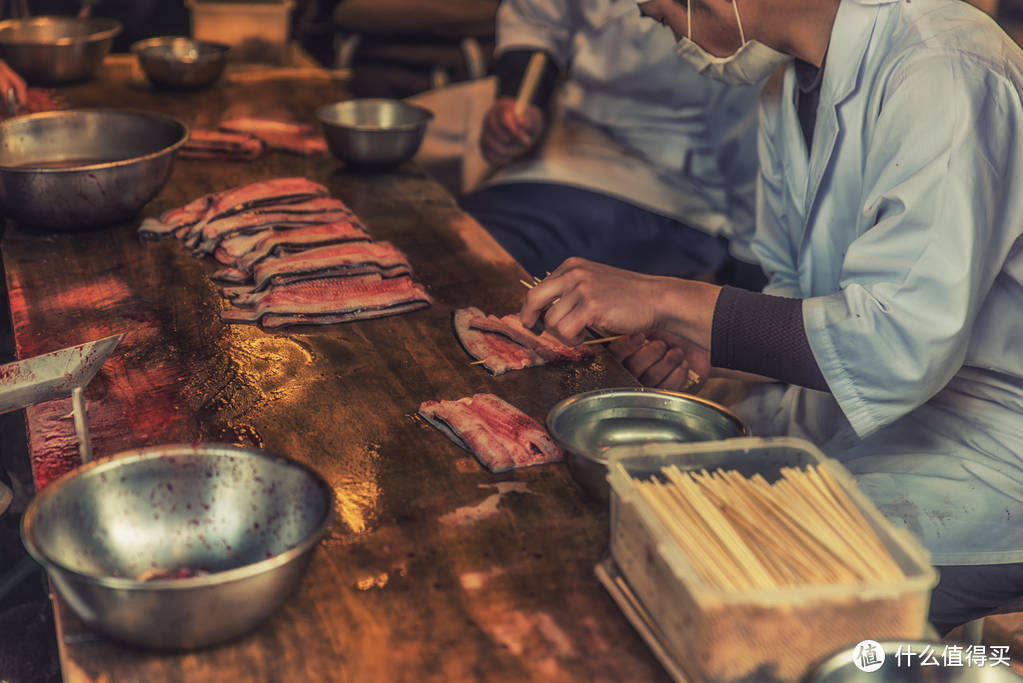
[632,464,906,592]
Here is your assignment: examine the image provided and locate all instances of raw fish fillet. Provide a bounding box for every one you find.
[418,393,562,473]
[221,274,432,328]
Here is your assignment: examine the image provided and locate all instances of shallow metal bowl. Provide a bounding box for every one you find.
[21,444,332,651]
[804,641,1023,682]
[316,98,434,171]
[132,37,229,89]
[0,109,187,231]
[0,16,121,84]
[547,388,748,502]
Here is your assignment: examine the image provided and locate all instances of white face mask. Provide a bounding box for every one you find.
[674,0,791,85]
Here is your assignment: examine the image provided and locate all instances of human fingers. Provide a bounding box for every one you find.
[609,333,648,362]
[658,364,694,392]
[483,105,518,147]
[638,346,688,387]
[520,269,572,329]
[537,288,591,345]
[0,61,26,110]
[620,340,668,379]
[499,105,536,147]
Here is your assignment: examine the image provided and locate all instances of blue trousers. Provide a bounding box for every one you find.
[459,182,730,279]
[930,563,1023,635]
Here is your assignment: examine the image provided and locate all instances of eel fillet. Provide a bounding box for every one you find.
[211,221,372,278]
[219,117,327,156]
[418,393,562,473]
[238,241,413,293]
[179,129,265,161]
[220,274,432,328]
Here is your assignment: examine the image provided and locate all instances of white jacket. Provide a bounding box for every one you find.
[490,0,762,256]
[745,0,1023,564]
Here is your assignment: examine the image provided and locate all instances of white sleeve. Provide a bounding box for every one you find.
[804,54,1023,437]
[751,69,803,296]
[495,0,576,66]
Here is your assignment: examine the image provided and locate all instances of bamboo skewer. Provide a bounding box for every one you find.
[631,465,906,593]
[514,52,547,118]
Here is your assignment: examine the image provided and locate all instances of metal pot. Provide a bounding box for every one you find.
[547,388,749,502]
[0,16,121,84]
[21,444,333,651]
[0,110,187,231]
[316,98,434,171]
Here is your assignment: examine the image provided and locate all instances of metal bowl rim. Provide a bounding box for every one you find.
[0,109,189,173]
[130,36,231,61]
[21,443,334,591]
[315,98,434,132]
[0,16,122,45]
[546,386,749,465]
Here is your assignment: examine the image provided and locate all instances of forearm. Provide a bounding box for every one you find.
[655,282,829,391]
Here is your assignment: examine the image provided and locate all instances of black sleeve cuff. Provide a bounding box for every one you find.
[710,286,829,392]
[495,49,561,110]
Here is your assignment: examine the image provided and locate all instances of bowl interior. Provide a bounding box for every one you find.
[23,446,331,581]
[0,16,121,44]
[317,99,433,131]
[548,389,748,464]
[0,111,187,169]
[134,37,228,64]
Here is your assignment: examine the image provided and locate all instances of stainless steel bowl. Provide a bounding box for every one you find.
[316,98,434,171]
[0,16,121,84]
[21,444,333,651]
[547,388,748,502]
[0,109,187,231]
[804,641,1023,682]
[132,37,229,89]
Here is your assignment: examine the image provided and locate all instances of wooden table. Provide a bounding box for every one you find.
[3,59,671,681]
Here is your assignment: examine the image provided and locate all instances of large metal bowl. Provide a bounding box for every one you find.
[0,16,121,84]
[316,98,434,171]
[804,640,1023,682]
[132,37,230,89]
[0,110,187,231]
[547,388,748,502]
[21,444,333,651]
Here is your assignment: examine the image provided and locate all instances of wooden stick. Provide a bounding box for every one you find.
[514,52,547,118]
[583,335,624,345]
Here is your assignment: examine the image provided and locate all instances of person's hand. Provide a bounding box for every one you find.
[609,330,711,392]
[480,96,544,167]
[520,257,720,348]
[0,60,27,115]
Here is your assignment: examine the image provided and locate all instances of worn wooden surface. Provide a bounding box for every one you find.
[3,59,671,681]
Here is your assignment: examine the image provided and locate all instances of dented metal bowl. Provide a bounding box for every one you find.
[21,444,332,651]
[547,388,748,502]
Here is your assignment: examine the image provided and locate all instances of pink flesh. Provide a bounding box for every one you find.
[418,393,562,473]
[453,307,543,375]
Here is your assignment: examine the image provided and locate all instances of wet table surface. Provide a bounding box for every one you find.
[2,59,674,681]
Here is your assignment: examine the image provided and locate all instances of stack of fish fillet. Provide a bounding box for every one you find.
[139,176,432,328]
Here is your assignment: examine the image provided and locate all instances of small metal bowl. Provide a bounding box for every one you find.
[21,444,332,651]
[0,109,188,231]
[547,388,748,502]
[132,37,230,89]
[316,98,434,171]
[804,640,1023,682]
[0,16,121,84]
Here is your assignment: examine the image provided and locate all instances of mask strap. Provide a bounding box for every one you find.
[732,0,746,45]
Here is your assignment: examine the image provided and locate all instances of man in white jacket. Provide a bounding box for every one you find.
[521,0,1023,634]
[459,0,764,284]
